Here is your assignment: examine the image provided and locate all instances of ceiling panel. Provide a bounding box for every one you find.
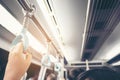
[52,0,88,61]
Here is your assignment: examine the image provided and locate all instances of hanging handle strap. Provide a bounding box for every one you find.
[38,54,51,80]
[11,3,35,50]
[86,59,90,70]
[38,66,47,80]
[11,12,30,50]
[38,41,52,80]
[11,2,35,80]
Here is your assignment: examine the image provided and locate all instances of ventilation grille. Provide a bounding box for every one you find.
[82,52,91,61]
[46,0,52,12]
[44,0,58,25]
[82,0,120,60]
[85,36,99,49]
[94,22,105,30]
[96,0,118,10]
[71,62,102,66]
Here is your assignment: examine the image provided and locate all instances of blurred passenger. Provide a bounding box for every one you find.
[28,73,39,80]
[84,77,94,80]
[77,67,120,80]
[46,73,57,80]
[68,68,85,80]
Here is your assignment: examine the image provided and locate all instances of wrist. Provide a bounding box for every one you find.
[4,69,22,80]
[4,74,21,80]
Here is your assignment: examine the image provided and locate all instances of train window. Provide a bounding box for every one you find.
[0,48,9,80]
[64,70,68,80]
[27,63,40,80]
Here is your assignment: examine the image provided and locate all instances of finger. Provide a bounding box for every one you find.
[23,47,31,54]
[10,46,15,52]
[25,54,32,68]
[25,52,32,64]
[12,42,23,54]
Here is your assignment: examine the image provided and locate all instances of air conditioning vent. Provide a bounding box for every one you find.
[85,36,99,49]
[70,61,103,67]
[96,0,118,10]
[94,21,105,30]
[44,0,54,13]
[71,62,102,66]
[46,0,52,12]
[82,52,91,61]
[44,0,58,26]
[52,15,57,25]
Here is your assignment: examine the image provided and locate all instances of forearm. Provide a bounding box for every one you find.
[4,68,22,80]
[4,43,32,80]
[4,74,21,80]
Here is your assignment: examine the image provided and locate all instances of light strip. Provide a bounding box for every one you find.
[80,0,91,60]
[0,4,46,53]
[112,61,120,66]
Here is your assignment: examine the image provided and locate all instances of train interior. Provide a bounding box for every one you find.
[0,0,120,80]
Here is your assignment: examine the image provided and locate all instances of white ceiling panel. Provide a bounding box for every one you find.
[52,0,88,61]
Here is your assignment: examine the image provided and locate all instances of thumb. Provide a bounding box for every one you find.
[12,42,23,54]
[25,51,32,65]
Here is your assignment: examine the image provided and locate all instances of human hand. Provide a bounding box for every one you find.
[4,42,32,80]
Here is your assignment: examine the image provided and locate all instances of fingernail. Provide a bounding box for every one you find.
[23,51,27,54]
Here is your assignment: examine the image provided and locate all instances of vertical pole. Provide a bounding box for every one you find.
[86,59,90,70]
[38,66,47,80]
